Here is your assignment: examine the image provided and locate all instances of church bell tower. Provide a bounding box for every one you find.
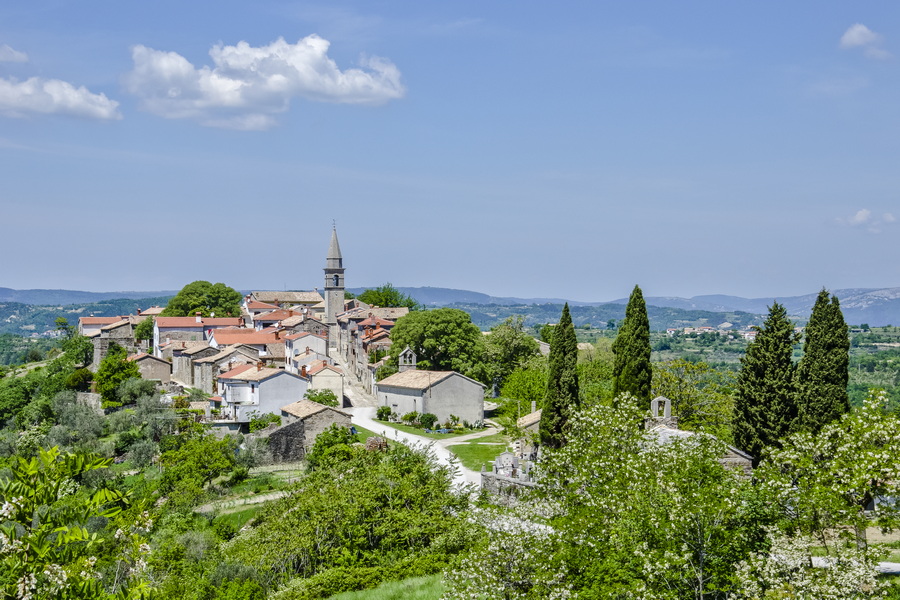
[324,227,345,338]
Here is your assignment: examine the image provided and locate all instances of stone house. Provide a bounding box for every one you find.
[214,364,308,425]
[126,352,171,384]
[249,399,351,462]
[172,344,219,387]
[192,344,260,395]
[91,316,146,368]
[153,316,244,356]
[376,370,485,425]
[308,362,344,403]
[79,316,123,337]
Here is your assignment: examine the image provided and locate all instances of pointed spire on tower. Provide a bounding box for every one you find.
[328,227,342,259]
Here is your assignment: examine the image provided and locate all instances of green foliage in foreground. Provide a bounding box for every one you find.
[0,447,152,599]
[228,441,472,593]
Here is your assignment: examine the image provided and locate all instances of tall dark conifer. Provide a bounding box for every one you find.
[733,302,798,466]
[612,285,652,405]
[539,303,579,449]
[796,289,850,433]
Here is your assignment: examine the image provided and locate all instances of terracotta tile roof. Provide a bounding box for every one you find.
[517,409,542,429]
[126,352,149,361]
[193,344,258,364]
[281,398,349,419]
[218,364,256,379]
[265,343,286,359]
[284,331,326,342]
[246,300,280,310]
[156,317,244,328]
[127,353,166,364]
[138,306,165,316]
[252,309,301,322]
[180,343,214,356]
[212,331,282,346]
[220,366,291,382]
[100,319,130,331]
[309,362,342,376]
[252,291,324,304]
[80,317,123,325]
[358,315,395,327]
[377,370,455,390]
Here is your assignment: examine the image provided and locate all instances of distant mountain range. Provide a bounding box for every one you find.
[378,286,900,327]
[4,285,900,328]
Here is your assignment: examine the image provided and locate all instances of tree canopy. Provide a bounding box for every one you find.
[356,283,421,310]
[160,280,242,317]
[795,289,850,433]
[733,301,798,465]
[539,303,578,450]
[483,316,540,392]
[385,308,487,382]
[612,284,652,404]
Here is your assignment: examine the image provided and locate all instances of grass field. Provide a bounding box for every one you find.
[326,575,443,600]
[448,434,509,471]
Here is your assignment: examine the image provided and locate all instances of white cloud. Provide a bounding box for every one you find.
[848,208,871,225]
[0,77,121,120]
[839,24,891,59]
[0,44,28,63]
[124,35,406,130]
[839,208,896,233]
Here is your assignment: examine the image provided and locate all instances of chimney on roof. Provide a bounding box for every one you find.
[305,346,310,354]
[257,361,264,370]
[137,308,142,316]
[300,365,307,378]
[195,312,202,323]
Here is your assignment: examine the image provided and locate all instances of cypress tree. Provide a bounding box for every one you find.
[796,289,850,433]
[733,302,798,466]
[539,303,579,449]
[612,285,652,405]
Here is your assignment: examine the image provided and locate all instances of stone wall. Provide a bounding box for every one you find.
[480,472,537,507]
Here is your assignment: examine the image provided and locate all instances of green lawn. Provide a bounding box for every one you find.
[326,575,443,600]
[448,439,509,471]
[374,420,487,440]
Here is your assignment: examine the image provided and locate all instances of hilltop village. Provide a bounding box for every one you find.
[75,229,488,462]
[4,229,900,599]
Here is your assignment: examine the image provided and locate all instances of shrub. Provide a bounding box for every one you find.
[420,413,438,429]
[248,411,281,432]
[402,411,420,426]
[271,566,384,600]
[376,406,392,420]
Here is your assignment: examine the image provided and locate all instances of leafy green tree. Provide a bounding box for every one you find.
[159,433,236,510]
[133,317,154,342]
[94,344,141,409]
[539,303,578,450]
[0,447,153,599]
[386,308,487,382]
[227,443,468,587]
[652,359,736,443]
[356,283,421,310]
[61,334,94,367]
[733,302,799,465]
[498,356,547,418]
[795,289,850,433]
[161,280,242,317]
[612,285,652,405]
[484,316,540,392]
[758,389,900,549]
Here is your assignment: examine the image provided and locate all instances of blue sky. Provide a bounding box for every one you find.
[2,1,899,302]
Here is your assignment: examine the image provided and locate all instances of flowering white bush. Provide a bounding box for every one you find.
[734,528,884,599]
